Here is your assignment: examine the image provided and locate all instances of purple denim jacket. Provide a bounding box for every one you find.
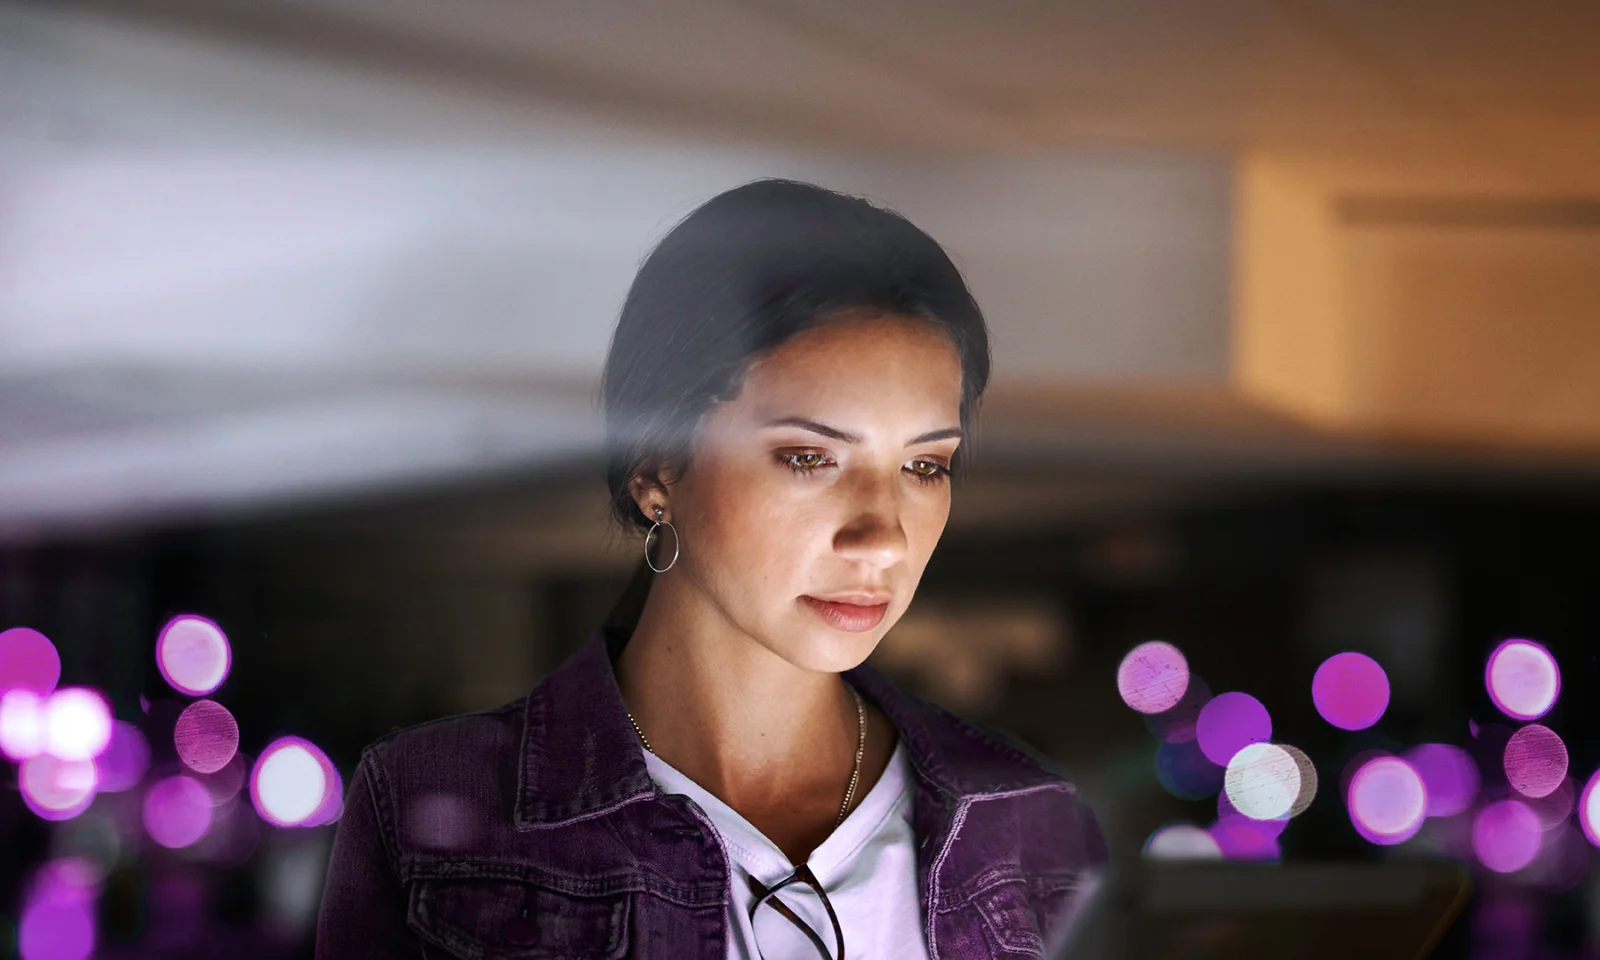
[315,626,1107,958]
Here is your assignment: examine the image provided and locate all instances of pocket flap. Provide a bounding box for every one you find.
[409,879,630,959]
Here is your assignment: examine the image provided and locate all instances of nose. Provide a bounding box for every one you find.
[833,474,908,570]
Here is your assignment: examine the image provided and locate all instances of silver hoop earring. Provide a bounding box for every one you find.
[644,506,679,573]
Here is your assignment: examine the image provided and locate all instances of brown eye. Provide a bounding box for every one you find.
[906,460,952,485]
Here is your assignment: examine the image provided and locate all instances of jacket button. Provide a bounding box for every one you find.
[502,916,538,946]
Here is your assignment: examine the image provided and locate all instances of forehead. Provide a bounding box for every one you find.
[736,316,963,409]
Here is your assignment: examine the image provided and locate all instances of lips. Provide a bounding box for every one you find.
[801,595,890,632]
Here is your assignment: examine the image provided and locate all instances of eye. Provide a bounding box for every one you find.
[778,451,833,475]
[906,460,952,486]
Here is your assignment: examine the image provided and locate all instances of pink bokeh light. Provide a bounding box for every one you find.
[1580,770,1600,848]
[0,626,61,697]
[155,615,232,697]
[41,688,112,763]
[1486,639,1560,722]
[1210,815,1283,861]
[1,688,46,761]
[1196,692,1271,767]
[1473,799,1542,873]
[142,776,215,849]
[1405,743,1480,818]
[18,859,98,960]
[1312,652,1390,731]
[251,737,341,827]
[174,700,239,775]
[1348,755,1428,845]
[1503,724,1568,799]
[20,755,98,822]
[1117,641,1190,714]
[94,722,151,794]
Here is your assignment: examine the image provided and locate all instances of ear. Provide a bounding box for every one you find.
[627,469,670,520]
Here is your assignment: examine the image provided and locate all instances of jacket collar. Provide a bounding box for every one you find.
[514,625,1062,828]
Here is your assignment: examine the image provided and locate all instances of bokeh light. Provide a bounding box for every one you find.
[1117,641,1190,714]
[143,776,215,849]
[1224,743,1301,821]
[1486,639,1559,722]
[1312,652,1390,731]
[1280,744,1319,817]
[1579,770,1600,848]
[1218,790,1289,839]
[20,755,98,822]
[41,688,112,762]
[0,627,61,698]
[252,738,339,827]
[1405,743,1480,818]
[1196,692,1271,767]
[1155,738,1224,801]
[1,689,46,761]
[155,615,232,697]
[195,752,249,805]
[174,700,240,775]
[1144,824,1222,860]
[18,859,97,960]
[1473,799,1542,873]
[1503,724,1567,799]
[1143,674,1212,744]
[93,722,151,793]
[1348,755,1428,845]
[1525,776,1577,831]
[1210,815,1283,861]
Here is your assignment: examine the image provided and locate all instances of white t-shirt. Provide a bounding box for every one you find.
[643,740,932,960]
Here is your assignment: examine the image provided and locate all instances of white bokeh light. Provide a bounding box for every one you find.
[1144,824,1223,860]
[43,688,113,762]
[1225,743,1302,821]
[0,689,46,761]
[253,742,327,826]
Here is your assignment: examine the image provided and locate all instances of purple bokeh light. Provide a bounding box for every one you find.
[0,627,61,698]
[1404,743,1480,818]
[155,615,232,697]
[1485,639,1559,722]
[1117,641,1190,714]
[93,722,151,794]
[1155,738,1224,801]
[1580,770,1600,848]
[41,688,112,763]
[1503,724,1568,799]
[1196,692,1271,767]
[1312,652,1390,731]
[1218,788,1289,838]
[1473,799,1542,873]
[142,776,214,849]
[18,859,97,960]
[1143,674,1212,744]
[251,737,341,827]
[1210,815,1283,861]
[19,756,98,822]
[174,700,240,775]
[1348,755,1428,845]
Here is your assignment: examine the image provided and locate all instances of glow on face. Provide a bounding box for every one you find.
[1485,639,1559,722]
[252,738,340,827]
[1404,743,1480,818]
[1196,692,1271,767]
[1117,641,1189,714]
[1347,755,1428,845]
[42,689,112,762]
[1473,799,1541,873]
[1224,743,1301,821]
[155,615,232,697]
[1503,724,1567,799]
[1312,652,1389,731]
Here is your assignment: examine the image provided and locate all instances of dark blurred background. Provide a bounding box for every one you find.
[5,1,1600,957]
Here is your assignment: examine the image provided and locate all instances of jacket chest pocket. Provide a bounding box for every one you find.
[409,878,631,959]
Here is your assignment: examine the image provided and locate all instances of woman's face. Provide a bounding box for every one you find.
[640,315,965,674]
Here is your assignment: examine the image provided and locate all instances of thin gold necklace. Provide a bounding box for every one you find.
[628,685,867,828]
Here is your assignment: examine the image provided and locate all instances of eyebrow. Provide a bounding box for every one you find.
[761,416,963,446]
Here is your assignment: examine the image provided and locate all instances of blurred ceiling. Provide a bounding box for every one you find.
[4,0,1600,539]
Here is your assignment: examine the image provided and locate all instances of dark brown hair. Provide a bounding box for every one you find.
[600,179,991,629]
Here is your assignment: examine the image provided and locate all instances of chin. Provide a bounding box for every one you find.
[773,623,886,675]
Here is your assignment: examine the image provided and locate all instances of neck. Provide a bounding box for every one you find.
[614,576,861,817]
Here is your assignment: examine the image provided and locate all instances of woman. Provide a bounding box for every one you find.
[316,179,1106,959]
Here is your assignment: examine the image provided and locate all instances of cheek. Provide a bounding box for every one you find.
[687,458,816,578]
